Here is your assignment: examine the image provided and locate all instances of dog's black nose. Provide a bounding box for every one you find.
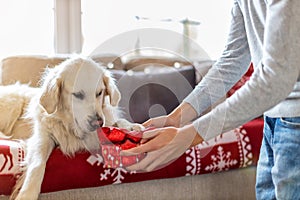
[88,114,103,131]
[96,114,104,127]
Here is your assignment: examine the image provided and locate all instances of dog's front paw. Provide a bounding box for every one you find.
[130,123,145,131]
[115,119,145,131]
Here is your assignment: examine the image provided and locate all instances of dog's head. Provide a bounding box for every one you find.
[39,57,121,138]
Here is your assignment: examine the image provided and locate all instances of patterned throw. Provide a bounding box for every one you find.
[0,118,263,196]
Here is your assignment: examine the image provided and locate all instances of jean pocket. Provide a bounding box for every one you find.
[280,117,300,128]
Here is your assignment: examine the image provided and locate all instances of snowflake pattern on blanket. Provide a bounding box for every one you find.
[185,126,253,175]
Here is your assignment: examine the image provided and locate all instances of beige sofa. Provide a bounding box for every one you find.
[0,55,257,200]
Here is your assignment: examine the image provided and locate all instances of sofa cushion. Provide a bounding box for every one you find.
[111,66,195,123]
[0,56,66,87]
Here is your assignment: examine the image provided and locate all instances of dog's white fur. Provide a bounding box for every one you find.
[0,57,142,200]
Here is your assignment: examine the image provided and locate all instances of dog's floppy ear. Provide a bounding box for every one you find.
[39,73,62,114]
[103,72,121,107]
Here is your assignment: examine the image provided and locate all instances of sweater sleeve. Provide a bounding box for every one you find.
[193,0,300,141]
[183,0,251,116]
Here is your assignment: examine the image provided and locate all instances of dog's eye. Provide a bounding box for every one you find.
[72,92,85,100]
[96,90,103,98]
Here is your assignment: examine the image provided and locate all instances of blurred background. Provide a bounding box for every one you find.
[0,0,232,60]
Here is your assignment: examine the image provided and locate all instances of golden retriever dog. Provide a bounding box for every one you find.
[0,57,142,200]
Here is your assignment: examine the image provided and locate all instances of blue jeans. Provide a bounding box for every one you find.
[256,116,300,200]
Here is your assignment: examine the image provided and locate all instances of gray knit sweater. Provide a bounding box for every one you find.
[183,0,300,140]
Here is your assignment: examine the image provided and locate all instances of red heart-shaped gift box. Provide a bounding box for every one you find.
[97,127,147,169]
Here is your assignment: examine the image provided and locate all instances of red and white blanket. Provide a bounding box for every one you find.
[0,118,263,196]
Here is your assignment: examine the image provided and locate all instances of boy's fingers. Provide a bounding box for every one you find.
[120,134,164,156]
[142,119,152,127]
[142,128,161,139]
[120,146,145,156]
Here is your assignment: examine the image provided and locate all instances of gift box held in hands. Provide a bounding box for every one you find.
[97,127,147,168]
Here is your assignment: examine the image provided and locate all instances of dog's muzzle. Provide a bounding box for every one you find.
[88,114,103,131]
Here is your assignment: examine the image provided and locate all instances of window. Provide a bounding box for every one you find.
[0,0,54,60]
[81,0,232,59]
[0,0,232,60]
